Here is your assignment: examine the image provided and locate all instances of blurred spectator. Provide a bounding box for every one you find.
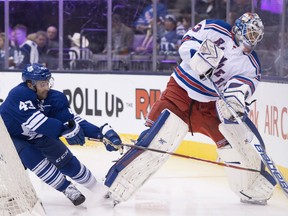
[134,29,154,54]
[229,0,251,24]
[134,0,167,34]
[34,31,49,66]
[8,27,16,48]
[10,24,39,69]
[46,26,59,49]
[158,14,179,55]
[102,14,135,55]
[0,32,17,69]
[176,14,191,39]
[195,0,217,20]
[68,32,93,69]
[27,33,37,42]
[134,11,166,55]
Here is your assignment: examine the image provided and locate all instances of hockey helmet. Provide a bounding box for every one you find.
[233,13,264,52]
[22,63,53,87]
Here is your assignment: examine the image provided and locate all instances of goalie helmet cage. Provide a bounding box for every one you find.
[0,116,46,216]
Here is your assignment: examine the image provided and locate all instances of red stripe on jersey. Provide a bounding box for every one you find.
[205,23,232,37]
[175,67,218,97]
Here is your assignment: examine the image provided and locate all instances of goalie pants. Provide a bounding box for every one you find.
[146,77,227,148]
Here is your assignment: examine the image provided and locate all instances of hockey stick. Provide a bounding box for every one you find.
[206,76,288,198]
[88,138,259,173]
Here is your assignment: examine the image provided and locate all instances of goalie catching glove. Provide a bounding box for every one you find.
[216,81,250,122]
[62,119,85,145]
[100,123,122,152]
[189,39,224,80]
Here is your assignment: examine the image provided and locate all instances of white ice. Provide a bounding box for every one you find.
[30,145,288,216]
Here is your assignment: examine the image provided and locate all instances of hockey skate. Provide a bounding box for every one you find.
[63,184,86,206]
[240,198,267,206]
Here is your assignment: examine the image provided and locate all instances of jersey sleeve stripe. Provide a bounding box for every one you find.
[204,24,232,38]
[174,66,218,97]
[181,35,203,45]
[233,75,256,94]
[74,115,84,123]
[247,53,261,76]
[23,111,48,131]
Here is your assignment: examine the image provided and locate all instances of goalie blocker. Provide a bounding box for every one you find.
[104,109,188,203]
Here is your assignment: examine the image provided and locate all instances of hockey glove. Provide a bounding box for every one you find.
[62,119,85,145]
[100,123,122,151]
[216,83,249,122]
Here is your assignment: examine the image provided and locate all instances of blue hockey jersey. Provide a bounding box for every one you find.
[0,83,102,141]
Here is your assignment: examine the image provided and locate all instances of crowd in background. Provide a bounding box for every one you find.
[0,0,287,78]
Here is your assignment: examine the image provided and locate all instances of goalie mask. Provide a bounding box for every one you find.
[233,13,264,53]
[22,63,54,88]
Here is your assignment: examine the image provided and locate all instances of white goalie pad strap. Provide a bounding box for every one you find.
[105,109,188,202]
[189,39,224,76]
[218,122,275,201]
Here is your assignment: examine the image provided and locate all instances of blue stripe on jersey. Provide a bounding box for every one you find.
[246,51,261,76]
[181,35,203,45]
[204,19,232,38]
[233,75,256,94]
[174,66,218,97]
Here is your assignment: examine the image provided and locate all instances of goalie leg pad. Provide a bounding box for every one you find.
[104,109,188,202]
[218,122,276,202]
[105,110,171,187]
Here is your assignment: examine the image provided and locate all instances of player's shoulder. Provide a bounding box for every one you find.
[47,89,68,101]
[9,82,37,101]
[204,19,232,36]
[246,50,261,67]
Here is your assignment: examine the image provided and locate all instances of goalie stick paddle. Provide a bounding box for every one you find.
[206,76,288,199]
[88,138,259,173]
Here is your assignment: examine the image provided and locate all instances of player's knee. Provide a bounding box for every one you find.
[18,145,45,170]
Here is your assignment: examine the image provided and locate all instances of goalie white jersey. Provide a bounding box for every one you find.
[172,19,261,102]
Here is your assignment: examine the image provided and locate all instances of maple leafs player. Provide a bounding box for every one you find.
[105,13,276,205]
[0,63,122,206]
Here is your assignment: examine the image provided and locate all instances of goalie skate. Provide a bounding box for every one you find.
[240,198,267,206]
[104,109,188,203]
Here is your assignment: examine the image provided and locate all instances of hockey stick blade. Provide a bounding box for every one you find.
[88,138,259,173]
[206,76,288,199]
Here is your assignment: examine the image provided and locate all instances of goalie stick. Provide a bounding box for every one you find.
[206,75,288,199]
[88,138,259,173]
